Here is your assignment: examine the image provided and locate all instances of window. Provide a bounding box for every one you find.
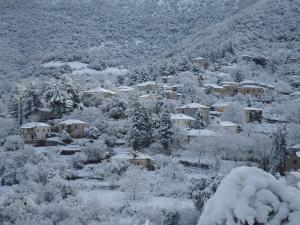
[43,129,45,133]
[294,160,298,165]
[36,129,39,132]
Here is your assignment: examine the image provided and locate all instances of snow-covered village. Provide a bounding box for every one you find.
[0,0,300,225]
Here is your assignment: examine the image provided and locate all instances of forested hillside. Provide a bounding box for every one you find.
[0,0,258,79]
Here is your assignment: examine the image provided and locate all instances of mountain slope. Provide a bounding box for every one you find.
[0,0,260,79]
[165,0,300,60]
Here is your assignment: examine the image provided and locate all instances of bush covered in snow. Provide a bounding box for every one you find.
[198,166,300,225]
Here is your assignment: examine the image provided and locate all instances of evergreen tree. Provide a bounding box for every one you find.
[127,100,153,150]
[22,81,43,118]
[158,106,173,155]
[269,126,287,175]
[194,109,206,129]
[9,82,42,124]
[43,75,79,118]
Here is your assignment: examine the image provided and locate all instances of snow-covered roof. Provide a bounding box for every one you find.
[211,101,230,108]
[171,114,195,121]
[218,121,238,127]
[59,119,87,125]
[21,122,51,129]
[290,91,300,96]
[204,83,224,89]
[244,107,262,111]
[178,103,209,109]
[193,57,205,60]
[240,79,257,85]
[170,84,184,88]
[59,146,81,152]
[84,87,116,95]
[112,151,152,160]
[116,86,135,92]
[38,108,51,112]
[136,81,157,87]
[239,85,266,89]
[222,81,239,85]
[139,94,156,99]
[289,144,300,150]
[186,129,218,137]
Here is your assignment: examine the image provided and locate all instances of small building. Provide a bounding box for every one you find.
[164,90,180,100]
[211,102,230,112]
[244,107,263,123]
[115,86,136,98]
[221,81,240,96]
[177,103,210,123]
[168,84,184,93]
[185,129,219,143]
[238,85,267,98]
[204,83,226,95]
[112,152,155,170]
[171,113,195,129]
[192,57,209,69]
[136,81,161,93]
[58,119,88,138]
[285,149,300,171]
[129,152,155,171]
[212,121,239,133]
[83,87,116,104]
[20,122,51,146]
[139,94,156,103]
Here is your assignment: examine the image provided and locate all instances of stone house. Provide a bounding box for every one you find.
[238,85,267,98]
[20,122,51,146]
[177,103,210,123]
[115,86,136,99]
[82,87,116,105]
[164,90,180,100]
[244,107,263,123]
[136,81,161,93]
[204,83,226,95]
[221,81,240,96]
[129,152,155,171]
[58,119,88,138]
[171,113,195,129]
[212,121,239,133]
[192,57,209,69]
[285,144,300,171]
[185,129,219,143]
[112,152,155,170]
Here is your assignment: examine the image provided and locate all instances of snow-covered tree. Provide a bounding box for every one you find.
[269,126,287,175]
[194,109,206,129]
[127,100,153,150]
[43,75,79,118]
[119,166,149,200]
[158,106,174,155]
[83,139,108,163]
[192,175,223,211]
[221,103,244,124]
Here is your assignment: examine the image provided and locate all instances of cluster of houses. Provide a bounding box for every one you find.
[18,57,300,171]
